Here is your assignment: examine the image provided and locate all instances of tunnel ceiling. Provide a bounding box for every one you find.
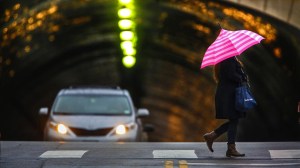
[1,0,300,141]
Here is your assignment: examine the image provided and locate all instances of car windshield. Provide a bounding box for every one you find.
[53,95,131,115]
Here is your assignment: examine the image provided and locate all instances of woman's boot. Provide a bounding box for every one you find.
[226,143,245,157]
[203,131,218,152]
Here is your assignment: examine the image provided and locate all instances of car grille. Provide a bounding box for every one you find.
[69,127,113,136]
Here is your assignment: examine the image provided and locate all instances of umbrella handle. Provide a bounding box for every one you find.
[218,23,222,29]
[217,16,224,28]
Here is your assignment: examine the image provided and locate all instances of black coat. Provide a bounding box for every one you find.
[215,57,248,119]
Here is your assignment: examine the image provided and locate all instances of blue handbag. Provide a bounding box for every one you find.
[235,83,257,112]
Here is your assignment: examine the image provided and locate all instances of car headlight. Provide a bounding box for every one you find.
[49,122,69,135]
[116,124,127,135]
[115,123,135,135]
[57,124,68,134]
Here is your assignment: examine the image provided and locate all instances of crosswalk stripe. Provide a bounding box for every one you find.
[269,150,300,159]
[39,150,88,158]
[153,150,197,158]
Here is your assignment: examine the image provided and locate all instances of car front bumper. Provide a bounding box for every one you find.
[44,127,139,142]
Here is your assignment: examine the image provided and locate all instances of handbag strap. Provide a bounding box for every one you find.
[240,68,251,88]
[235,57,250,87]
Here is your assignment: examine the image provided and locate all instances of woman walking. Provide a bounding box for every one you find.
[203,56,248,157]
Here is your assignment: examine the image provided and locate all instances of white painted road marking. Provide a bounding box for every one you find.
[153,150,197,158]
[187,162,300,166]
[39,150,88,158]
[269,150,300,159]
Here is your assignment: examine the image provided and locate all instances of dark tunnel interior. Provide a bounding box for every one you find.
[0,0,300,142]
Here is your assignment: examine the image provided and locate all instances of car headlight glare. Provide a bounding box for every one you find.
[116,124,127,135]
[57,124,68,134]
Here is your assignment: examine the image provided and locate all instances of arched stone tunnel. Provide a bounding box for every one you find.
[0,0,300,142]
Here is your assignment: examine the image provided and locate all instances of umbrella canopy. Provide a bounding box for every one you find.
[200,28,264,69]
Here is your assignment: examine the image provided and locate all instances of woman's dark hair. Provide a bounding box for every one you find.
[213,57,244,83]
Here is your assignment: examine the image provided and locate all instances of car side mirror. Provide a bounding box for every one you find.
[39,107,49,115]
[137,108,149,118]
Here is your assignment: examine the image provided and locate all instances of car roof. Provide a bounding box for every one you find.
[57,86,129,96]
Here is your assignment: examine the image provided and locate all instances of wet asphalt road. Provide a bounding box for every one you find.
[1,141,300,168]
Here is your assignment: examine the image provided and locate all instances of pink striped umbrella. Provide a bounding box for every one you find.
[200,28,264,69]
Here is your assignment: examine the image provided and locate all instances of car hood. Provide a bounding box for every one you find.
[51,115,134,130]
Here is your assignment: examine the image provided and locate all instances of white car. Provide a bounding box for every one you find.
[39,86,152,142]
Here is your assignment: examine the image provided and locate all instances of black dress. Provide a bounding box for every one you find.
[215,57,248,119]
